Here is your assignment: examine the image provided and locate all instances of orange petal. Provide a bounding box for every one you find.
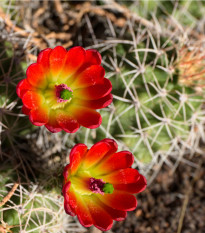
[73,78,112,100]
[84,196,113,231]
[22,105,30,115]
[82,139,115,169]
[71,65,105,89]
[49,46,67,80]
[22,91,44,109]
[29,104,49,126]
[85,49,101,66]
[45,110,62,133]
[16,79,32,98]
[63,164,71,181]
[70,105,102,129]
[56,110,80,133]
[114,174,147,194]
[98,190,137,211]
[69,143,88,175]
[26,63,47,88]
[75,195,93,227]
[96,197,127,221]
[37,48,52,72]
[61,46,86,83]
[95,151,134,176]
[63,183,76,216]
[100,168,140,184]
[73,93,112,109]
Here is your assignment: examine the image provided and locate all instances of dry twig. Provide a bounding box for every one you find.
[0,183,19,207]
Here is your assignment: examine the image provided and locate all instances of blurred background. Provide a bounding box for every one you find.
[0,0,204,232]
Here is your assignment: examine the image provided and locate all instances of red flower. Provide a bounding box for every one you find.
[16,46,112,133]
[63,139,147,231]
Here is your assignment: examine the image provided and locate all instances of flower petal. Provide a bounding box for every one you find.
[100,138,118,154]
[63,183,93,224]
[62,46,86,83]
[95,151,134,176]
[114,174,147,194]
[63,164,71,181]
[100,168,140,184]
[22,105,30,115]
[49,46,67,79]
[73,93,113,109]
[26,63,47,88]
[71,176,93,195]
[75,195,93,227]
[45,111,62,133]
[37,48,52,71]
[64,199,75,216]
[98,190,137,211]
[82,139,115,169]
[73,78,112,100]
[96,198,127,221]
[22,91,44,109]
[85,196,113,231]
[85,49,102,66]
[29,104,49,126]
[70,105,102,129]
[16,79,32,98]
[71,65,105,89]
[69,143,88,175]
[63,183,76,216]
[56,110,80,133]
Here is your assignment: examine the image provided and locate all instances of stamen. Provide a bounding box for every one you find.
[89,178,105,194]
[89,178,114,195]
[55,84,73,103]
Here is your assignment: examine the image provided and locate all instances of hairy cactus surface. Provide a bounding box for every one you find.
[0,181,85,232]
[0,0,205,232]
[76,22,205,183]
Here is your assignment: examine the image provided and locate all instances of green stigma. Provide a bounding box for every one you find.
[103,183,114,194]
[60,89,73,100]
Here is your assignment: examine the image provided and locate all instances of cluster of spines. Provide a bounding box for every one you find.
[0,0,205,232]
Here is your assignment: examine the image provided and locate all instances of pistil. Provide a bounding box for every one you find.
[89,177,114,195]
[55,84,73,103]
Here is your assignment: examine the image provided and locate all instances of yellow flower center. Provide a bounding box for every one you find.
[43,83,73,110]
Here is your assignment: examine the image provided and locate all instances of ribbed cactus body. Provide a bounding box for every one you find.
[78,36,204,165]
[0,171,67,233]
[1,1,205,232]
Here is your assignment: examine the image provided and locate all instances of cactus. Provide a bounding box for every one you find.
[0,175,85,233]
[71,1,205,183]
[176,42,205,91]
[0,0,205,232]
[0,39,35,152]
[1,0,204,184]
[77,34,204,171]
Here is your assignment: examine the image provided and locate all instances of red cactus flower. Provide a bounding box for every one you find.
[16,46,112,133]
[63,139,147,231]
